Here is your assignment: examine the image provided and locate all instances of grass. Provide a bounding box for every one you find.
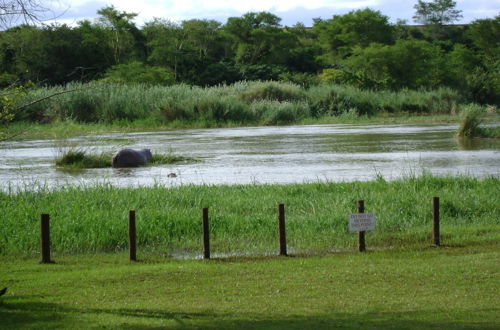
[14,81,465,126]
[55,150,111,168]
[457,104,500,138]
[1,174,498,256]
[54,149,194,169]
[0,244,498,329]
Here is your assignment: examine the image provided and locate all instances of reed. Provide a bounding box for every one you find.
[16,81,465,127]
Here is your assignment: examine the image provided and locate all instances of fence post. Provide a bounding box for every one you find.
[278,204,287,256]
[433,197,440,246]
[40,214,53,264]
[357,200,366,252]
[129,210,137,261]
[202,207,210,259]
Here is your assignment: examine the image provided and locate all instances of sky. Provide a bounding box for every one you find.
[48,0,499,27]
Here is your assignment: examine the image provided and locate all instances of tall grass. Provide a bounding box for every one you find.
[1,175,498,256]
[16,81,464,126]
[457,103,487,137]
[55,148,194,168]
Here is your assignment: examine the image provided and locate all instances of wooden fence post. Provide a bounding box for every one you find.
[129,210,137,261]
[202,207,210,259]
[40,214,53,264]
[357,200,366,252]
[433,197,440,246]
[278,204,287,256]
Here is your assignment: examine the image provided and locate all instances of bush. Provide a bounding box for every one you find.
[251,101,310,125]
[103,62,175,86]
[239,81,306,103]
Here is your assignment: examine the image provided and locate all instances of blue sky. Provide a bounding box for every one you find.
[50,0,499,27]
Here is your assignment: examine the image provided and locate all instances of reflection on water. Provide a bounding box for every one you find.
[1,123,499,191]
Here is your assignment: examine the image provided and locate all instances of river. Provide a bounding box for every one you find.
[1,123,499,191]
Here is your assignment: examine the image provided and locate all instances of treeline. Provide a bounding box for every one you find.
[0,6,498,105]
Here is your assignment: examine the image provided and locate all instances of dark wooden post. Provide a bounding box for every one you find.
[129,210,137,261]
[278,204,287,256]
[40,214,53,264]
[202,207,210,259]
[433,197,440,246]
[357,200,366,252]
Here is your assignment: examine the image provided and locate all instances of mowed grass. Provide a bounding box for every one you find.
[1,175,499,256]
[0,244,498,329]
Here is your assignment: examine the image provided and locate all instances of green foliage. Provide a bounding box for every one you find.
[55,150,111,168]
[0,83,30,124]
[465,64,500,106]
[0,176,498,255]
[413,0,463,25]
[103,61,175,85]
[238,81,306,103]
[313,8,394,59]
[251,101,310,125]
[343,40,445,90]
[307,84,460,117]
[16,81,465,126]
[55,149,193,169]
[457,103,486,137]
[0,7,496,106]
[467,16,500,59]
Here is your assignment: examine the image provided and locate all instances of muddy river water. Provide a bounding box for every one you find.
[1,123,499,191]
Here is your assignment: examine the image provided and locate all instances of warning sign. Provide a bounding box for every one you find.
[349,213,376,232]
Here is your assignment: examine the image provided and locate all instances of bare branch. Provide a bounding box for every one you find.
[0,0,63,29]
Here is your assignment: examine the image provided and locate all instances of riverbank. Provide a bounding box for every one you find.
[1,175,498,256]
[1,243,498,329]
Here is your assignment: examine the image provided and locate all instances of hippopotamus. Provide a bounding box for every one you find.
[112,148,153,168]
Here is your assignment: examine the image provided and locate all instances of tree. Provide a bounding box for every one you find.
[313,9,394,61]
[413,0,462,26]
[224,12,299,66]
[97,6,145,64]
[103,61,175,85]
[467,16,500,59]
[0,0,57,30]
[343,40,445,90]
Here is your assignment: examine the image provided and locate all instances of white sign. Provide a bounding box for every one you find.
[349,213,376,232]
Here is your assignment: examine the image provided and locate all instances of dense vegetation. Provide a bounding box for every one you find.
[1,175,498,256]
[14,81,469,125]
[0,2,498,110]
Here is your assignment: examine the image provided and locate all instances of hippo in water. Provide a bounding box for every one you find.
[112,148,153,168]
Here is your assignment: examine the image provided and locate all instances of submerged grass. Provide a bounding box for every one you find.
[1,174,498,256]
[55,150,194,169]
[55,150,111,168]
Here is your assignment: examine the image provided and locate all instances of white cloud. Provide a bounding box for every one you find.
[51,0,499,27]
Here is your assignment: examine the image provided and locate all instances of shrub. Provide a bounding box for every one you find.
[103,61,175,86]
[239,81,307,103]
[251,101,310,125]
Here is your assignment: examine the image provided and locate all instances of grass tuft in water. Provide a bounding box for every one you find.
[55,150,194,169]
[55,150,111,168]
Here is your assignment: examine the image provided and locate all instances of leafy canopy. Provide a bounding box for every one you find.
[413,0,463,25]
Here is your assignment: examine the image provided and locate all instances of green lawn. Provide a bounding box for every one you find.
[1,244,498,329]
